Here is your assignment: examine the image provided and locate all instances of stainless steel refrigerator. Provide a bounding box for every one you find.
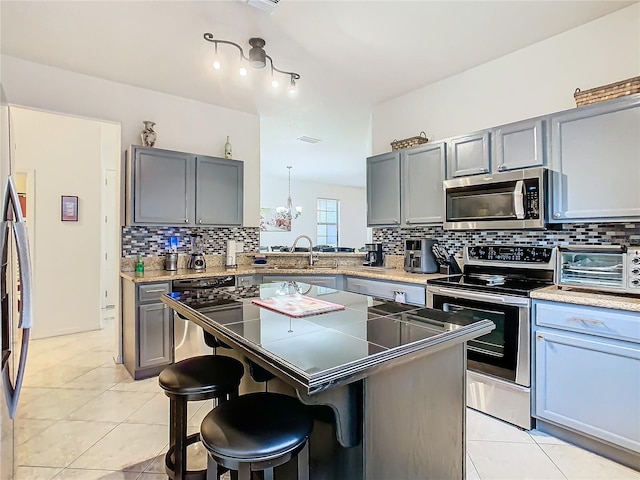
[0,98,35,479]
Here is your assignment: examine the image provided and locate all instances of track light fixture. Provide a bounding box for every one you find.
[203,34,301,94]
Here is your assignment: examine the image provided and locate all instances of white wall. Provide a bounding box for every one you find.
[372,4,640,154]
[260,176,368,249]
[10,106,118,339]
[0,55,261,226]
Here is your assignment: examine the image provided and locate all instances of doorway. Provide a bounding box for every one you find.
[101,168,118,324]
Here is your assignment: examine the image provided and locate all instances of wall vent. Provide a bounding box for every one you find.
[297,136,322,144]
[242,0,279,14]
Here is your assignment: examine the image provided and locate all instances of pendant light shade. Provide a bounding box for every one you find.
[276,166,302,219]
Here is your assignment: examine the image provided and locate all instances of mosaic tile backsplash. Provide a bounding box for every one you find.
[373,223,640,256]
[122,226,259,258]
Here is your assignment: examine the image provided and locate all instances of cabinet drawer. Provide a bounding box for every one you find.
[346,277,425,306]
[138,282,171,303]
[535,300,640,344]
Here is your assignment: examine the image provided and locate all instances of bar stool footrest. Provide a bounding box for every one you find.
[165,432,228,480]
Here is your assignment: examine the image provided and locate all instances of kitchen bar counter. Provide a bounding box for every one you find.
[531,285,640,312]
[121,265,448,285]
[162,282,494,479]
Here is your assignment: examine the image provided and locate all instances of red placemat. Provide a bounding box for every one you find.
[251,294,345,318]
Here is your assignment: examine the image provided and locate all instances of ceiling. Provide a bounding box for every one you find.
[0,0,634,187]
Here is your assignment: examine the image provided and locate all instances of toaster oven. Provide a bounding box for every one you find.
[556,245,640,294]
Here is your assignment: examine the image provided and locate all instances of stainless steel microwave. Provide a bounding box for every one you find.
[443,167,548,230]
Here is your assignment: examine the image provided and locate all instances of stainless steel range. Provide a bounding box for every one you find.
[427,245,556,429]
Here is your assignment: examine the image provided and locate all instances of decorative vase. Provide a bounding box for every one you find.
[224,135,232,159]
[141,121,157,147]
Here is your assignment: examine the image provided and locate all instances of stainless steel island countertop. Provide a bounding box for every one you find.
[161,281,494,480]
[161,282,494,395]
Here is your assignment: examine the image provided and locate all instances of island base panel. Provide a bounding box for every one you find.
[364,344,466,480]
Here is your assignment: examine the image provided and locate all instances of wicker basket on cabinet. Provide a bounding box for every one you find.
[390,131,429,151]
[573,76,640,107]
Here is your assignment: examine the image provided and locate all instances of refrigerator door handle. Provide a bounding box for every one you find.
[1,176,33,418]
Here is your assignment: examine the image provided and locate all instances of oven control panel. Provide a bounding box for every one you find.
[467,246,553,263]
[629,247,640,289]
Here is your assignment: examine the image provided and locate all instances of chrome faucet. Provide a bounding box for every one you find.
[290,235,314,266]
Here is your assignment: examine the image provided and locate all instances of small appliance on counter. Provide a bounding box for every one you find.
[187,233,206,270]
[165,235,179,271]
[226,240,243,269]
[556,245,640,294]
[404,239,439,273]
[165,253,178,271]
[363,243,383,267]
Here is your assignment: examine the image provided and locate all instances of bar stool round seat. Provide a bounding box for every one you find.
[200,392,313,480]
[159,355,244,480]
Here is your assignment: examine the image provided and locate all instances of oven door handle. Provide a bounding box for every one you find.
[513,180,525,219]
[427,286,530,307]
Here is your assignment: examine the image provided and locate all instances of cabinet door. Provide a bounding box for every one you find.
[195,156,243,226]
[535,329,640,453]
[493,118,545,172]
[401,142,446,225]
[130,146,194,225]
[366,152,401,226]
[549,96,640,222]
[448,131,490,178]
[138,302,173,369]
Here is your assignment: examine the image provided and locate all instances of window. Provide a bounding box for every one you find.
[317,198,339,246]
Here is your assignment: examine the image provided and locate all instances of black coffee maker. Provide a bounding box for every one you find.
[363,243,383,267]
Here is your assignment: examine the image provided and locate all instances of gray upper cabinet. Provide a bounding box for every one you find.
[126,146,244,226]
[548,95,640,222]
[402,142,446,224]
[195,156,244,226]
[448,131,490,177]
[493,118,546,172]
[128,146,193,225]
[367,151,401,226]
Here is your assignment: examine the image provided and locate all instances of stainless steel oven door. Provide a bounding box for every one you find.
[427,286,531,387]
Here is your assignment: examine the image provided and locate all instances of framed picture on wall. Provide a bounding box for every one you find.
[61,195,78,222]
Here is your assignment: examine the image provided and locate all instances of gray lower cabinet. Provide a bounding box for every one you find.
[548,94,640,222]
[345,277,425,306]
[448,130,491,178]
[533,300,640,454]
[262,274,343,290]
[402,142,446,225]
[366,151,401,226]
[126,146,244,226]
[493,117,546,172]
[122,279,174,379]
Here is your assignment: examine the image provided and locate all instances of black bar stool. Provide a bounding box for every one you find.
[200,392,313,480]
[159,337,244,480]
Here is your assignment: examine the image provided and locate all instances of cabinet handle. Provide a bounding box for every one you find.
[569,316,604,326]
[145,288,166,293]
[198,219,203,224]
[537,335,544,340]
[553,212,561,219]
[498,165,507,171]
[184,219,189,223]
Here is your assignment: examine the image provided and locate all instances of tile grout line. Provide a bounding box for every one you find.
[527,434,570,480]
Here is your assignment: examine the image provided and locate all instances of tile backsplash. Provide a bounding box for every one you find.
[122,226,259,257]
[373,223,640,256]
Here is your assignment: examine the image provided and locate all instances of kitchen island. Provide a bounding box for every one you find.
[162,281,494,480]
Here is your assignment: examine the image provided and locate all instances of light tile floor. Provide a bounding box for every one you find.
[14,319,640,480]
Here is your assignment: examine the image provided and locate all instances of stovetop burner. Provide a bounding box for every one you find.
[428,245,556,297]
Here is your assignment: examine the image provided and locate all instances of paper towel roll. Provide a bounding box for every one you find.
[226,240,236,266]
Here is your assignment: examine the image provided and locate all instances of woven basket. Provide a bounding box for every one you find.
[574,76,640,107]
[391,131,428,151]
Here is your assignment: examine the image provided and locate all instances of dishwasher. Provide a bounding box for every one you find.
[172,276,235,361]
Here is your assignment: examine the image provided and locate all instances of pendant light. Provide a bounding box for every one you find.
[276,166,302,219]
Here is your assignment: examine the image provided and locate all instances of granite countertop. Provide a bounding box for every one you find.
[531,285,640,313]
[120,265,449,285]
